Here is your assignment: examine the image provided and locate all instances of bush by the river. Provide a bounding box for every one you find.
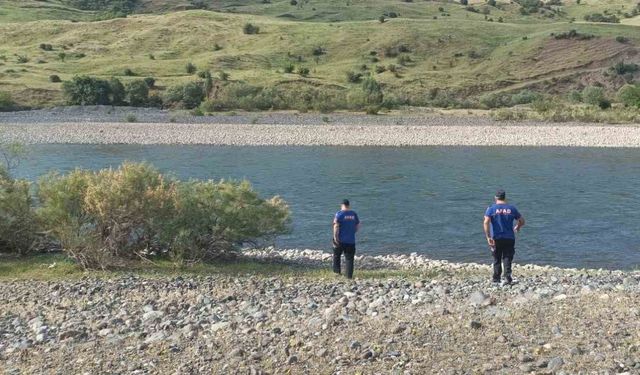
[618,84,640,108]
[0,168,39,255]
[0,92,16,112]
[36,162,290,269]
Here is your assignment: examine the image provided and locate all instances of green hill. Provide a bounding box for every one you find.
[0,0,639,110]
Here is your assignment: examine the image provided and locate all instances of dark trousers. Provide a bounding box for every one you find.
[333,244,356,279]
[492,238,515,282]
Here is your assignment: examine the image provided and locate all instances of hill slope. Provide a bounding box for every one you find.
[0,0,639,108]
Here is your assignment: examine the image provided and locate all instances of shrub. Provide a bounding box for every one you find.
[0,172,38,255]
[243,23,260,35]
[214,43,223,51]
[581,86,606,106]
[125,80,149,107]
[16,55,29,64]
[615,36,629,43]
[510,90,541,105]
[566,90,582,103]
[143,77,156,88]
[297,67,310,76]
[123,68,135,76]
[109,77,126,105]
[312,46,326,56]
[479,92,511,109]
[125,113,137,122]
[62,76,113,105]
[283,64,295,73]
[0,92,16,111]
[147,94,163,108]
[49,74,62,83]
[185,62,197,74]
[39,43,53,51]
[397,55,412,66]
[346,71,363,83]
[554,30,594,40]
[611,61,639,75]
[618,84,640,108]
[379,15,385,23]
[375,65,387,74]
[36,163,290,268]
[219,71,230,81]
[584,13,619,23]
[165,82,205,109]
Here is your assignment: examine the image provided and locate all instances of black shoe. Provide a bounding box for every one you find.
[503,277,513,285]
[492,279,500,284]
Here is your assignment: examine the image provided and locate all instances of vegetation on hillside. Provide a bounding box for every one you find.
[0,1,639,115]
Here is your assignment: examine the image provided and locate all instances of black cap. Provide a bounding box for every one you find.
[495,190,506,200]
[342,199,350,206]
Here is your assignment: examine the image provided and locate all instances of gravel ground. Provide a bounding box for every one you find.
[1,107,639,147]
[2,249,640,374]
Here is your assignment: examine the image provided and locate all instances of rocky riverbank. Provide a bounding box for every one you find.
[2,249,640,374]
[1,107,639,147]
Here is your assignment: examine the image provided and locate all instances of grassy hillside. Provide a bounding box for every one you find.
[0,0,639,109]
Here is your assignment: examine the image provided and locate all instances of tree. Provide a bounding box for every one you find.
[62,76,112,105]
[125,80,149,107]
[186,62,197,74]
[243,23,260,35]
[109,77,126,105]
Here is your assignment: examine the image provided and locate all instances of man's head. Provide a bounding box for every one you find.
[341,199,350,210]
[494,189,506,202]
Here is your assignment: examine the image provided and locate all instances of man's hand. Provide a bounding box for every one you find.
[514,225,521,233]
[332,237,340,248]
[486,237,495,247]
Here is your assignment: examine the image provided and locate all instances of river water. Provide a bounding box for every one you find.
[18,145,640,269]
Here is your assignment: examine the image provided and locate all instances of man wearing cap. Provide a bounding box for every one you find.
[333,199,360,279]
[483,190,525,285]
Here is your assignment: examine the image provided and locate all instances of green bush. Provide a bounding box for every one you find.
[581,86,606,107]
[123,68,135,76]
[109,77,126,105]
[49,75,62,83]
[0,92,16,112]
[611,61,639,75]
[584,13,619,23]
[164,82,205,109]
[36,162,290,268]
[243,23,260,35]
[62,76,113,105]
[618,84,640,108]
[125,80,149,107]
[346,71,363,83]
[0,164,38,255]
[479,92,511,109]
[185,62,197,74]
[143,77,156,88]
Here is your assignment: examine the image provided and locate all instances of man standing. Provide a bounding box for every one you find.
[333,199,360,279]
[483,190,525,285]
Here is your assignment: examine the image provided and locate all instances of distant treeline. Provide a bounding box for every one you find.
[63,0,139,16]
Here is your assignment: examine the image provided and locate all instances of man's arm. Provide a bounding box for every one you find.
[333,220,340,244]
[483,216,495,247]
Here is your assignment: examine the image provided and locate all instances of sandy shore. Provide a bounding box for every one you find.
[2,121,640,147]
